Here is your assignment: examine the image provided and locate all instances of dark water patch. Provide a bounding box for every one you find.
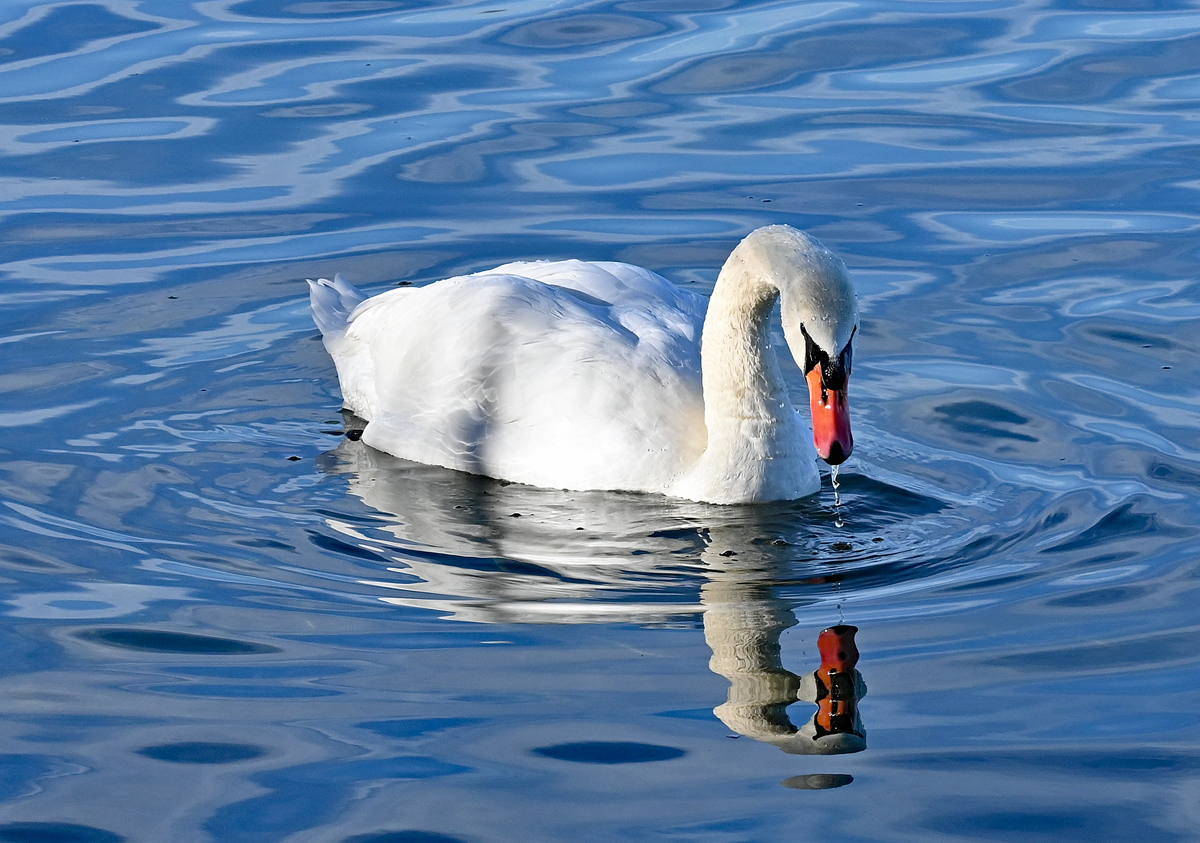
[1148,458,1200,492]
[75,628,279,655]
[137,742,267,764]
[934,401,1037,443]
[532,741,686,764]
[647,528,709,553]
[781,774,853,790]
[1041,509,1069,529]
[345,830,470,843]
[231,0,434,18]
[311,507,386,526]
[916,530,1032,571]
[1041,500,1189,554]
[418,553,597,582]
[1044,585,1150,608]
[357,718,483,739]
[0,824,124,843]
[0,548,80,574]
[1084,327,1173,350]
[343,833,468,843]
[0,755,72,802]
[499,14,668,48]
[308,530,391,563]
[1068,552,1139,568]
[233,537,298,552]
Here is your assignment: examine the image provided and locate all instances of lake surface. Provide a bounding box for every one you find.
[3,0,1200,840]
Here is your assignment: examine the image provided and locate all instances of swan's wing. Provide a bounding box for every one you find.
[489,260,709,372]
[493,259,707,322]
[345,271,706,493]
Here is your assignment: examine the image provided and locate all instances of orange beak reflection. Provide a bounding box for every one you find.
[806,365,853,465]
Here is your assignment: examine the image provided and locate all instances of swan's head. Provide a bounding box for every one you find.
[740,226,859,465]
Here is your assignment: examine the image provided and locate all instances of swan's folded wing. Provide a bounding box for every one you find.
[348,272,706,493]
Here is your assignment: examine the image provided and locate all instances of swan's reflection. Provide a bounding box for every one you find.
[707,611,866,756]
[320,433,867,755]
[702,546,866,755]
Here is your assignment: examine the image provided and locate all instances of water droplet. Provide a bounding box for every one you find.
[831,465,844,528]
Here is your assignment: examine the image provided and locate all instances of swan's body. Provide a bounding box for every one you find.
[309,225,858,504]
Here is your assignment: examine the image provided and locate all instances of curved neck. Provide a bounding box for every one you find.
[672,225,847,502]
[700,261,795,444]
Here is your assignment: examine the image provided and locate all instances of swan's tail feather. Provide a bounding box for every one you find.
[308,274,366,338]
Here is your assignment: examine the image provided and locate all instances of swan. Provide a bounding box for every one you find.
[308,224,858,504]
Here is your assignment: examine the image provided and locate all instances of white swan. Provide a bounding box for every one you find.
[309,224,858,504]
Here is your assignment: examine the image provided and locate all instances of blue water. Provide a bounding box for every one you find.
[3,0,1200,840]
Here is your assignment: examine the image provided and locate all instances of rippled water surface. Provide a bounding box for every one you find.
[3,0,1200,840]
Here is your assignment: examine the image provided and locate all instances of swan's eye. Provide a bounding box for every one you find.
[800,325,852,391]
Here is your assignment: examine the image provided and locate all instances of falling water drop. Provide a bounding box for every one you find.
[831,464,844,528]
[830,465,849,619]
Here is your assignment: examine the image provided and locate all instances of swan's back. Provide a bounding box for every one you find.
[311,261,709,494]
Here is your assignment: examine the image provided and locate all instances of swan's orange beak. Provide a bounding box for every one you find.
[806,365,853,465]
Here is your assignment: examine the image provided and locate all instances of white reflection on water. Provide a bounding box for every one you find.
[314,433,1050,631]
[6,582,196,619]
[924,210,1200,243]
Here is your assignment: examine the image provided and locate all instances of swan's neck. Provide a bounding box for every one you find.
[702,265,791,429]
[679,258,811,502]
